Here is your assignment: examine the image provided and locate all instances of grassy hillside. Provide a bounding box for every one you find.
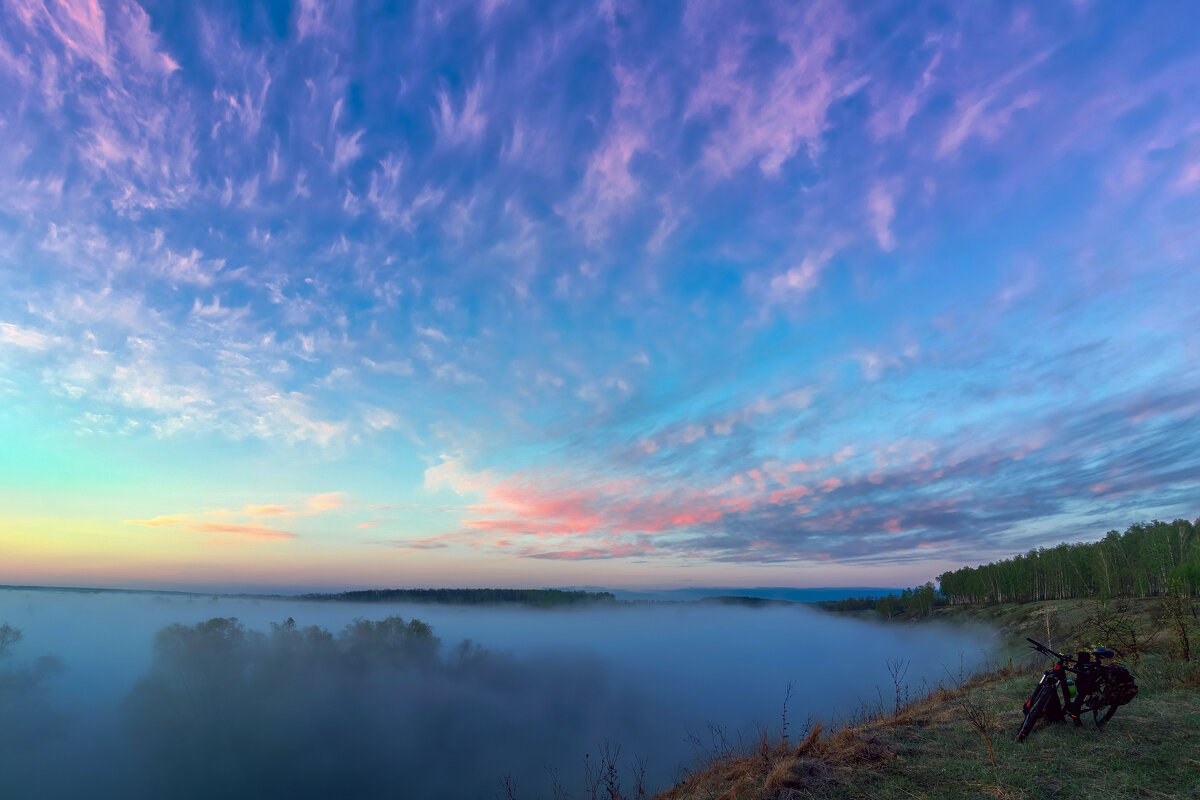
[654,599,1200,800]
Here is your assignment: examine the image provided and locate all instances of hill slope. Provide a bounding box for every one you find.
[655,599,1200,800]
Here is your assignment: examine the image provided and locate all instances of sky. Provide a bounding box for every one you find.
[0,0,1197,592]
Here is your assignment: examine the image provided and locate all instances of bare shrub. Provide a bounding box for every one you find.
[886,656,911,716]
[958,689,998,769]
[1159,579,1193,662]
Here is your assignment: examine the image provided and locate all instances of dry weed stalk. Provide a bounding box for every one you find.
[886,656,911,716]
[943,663,999,771]
[957,689,999,769]
[796,720,824,754]
[779,679,794,745]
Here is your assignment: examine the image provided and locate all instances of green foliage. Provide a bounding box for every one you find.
[816,582,944,619]
[876,594,901,619]
[1157,579,1192,662]
[813,595,880,612]
[666,598,1200,800]
[938,518,1200,604]
[1083,598,1141,657]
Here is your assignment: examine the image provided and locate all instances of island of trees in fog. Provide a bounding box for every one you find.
[0,612,652,798]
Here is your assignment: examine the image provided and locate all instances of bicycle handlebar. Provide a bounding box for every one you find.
[1026,637,1070,663]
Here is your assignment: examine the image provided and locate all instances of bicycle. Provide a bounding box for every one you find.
[1015,638,1138,742]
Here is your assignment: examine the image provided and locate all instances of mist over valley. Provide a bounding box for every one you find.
[0,588,996,798]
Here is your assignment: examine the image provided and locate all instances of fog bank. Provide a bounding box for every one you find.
[0,589,997,798]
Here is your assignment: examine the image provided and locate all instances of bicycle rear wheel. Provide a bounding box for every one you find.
[1016,685,1053,742]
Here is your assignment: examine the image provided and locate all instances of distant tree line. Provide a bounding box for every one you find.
[814,582,943,619]
[813,518,1199,617]
[937,518,1200,605]
[299,587,618,607]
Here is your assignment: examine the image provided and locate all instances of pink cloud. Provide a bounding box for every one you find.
[560,63,661,244]
[688,1,861,178]
[125,491,348,541]
[119,1,180,75]
[562,122,645,243]
[867,182,898,251]
[125,513,296,540]
[758,243,845,308]
[420,455,816,556]
[126,515,185,528]
[332,128,365,172]
[295,0,329,40]
[306,492,348,513]
[245,504,291,517]
[527,541,655,560]
[1176,159,1200,191]
[6,0,196,215]
[768,485,811,505]
[35,0,114,77]
[190,522,296,539]
[870,46,941,141]
[434,80,488,147]
[937,49,1051,159]
[417,426,1053,565]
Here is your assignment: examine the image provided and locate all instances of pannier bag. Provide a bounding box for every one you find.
[1101,665,1139,707]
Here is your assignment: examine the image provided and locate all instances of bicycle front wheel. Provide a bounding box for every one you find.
[1016,685,1053,742]
[1093,700,1119,728]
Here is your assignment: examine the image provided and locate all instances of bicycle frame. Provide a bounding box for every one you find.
[1017,638,1120,741]
[1026,657,1077,720]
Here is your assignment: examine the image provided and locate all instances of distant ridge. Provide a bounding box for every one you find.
[0,583,201,596]
[605,586,903,603]
[297,587,618,607]
[1,583,902,608]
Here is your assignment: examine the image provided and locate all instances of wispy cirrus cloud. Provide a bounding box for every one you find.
[2,0,1199,587]
[412,303,1200,567]
[867,182,898,252]
[559,64,655,244]
[0,0,198,216]
[433,80,489,148]
[685,0,862,177]
[0,321,61,351]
